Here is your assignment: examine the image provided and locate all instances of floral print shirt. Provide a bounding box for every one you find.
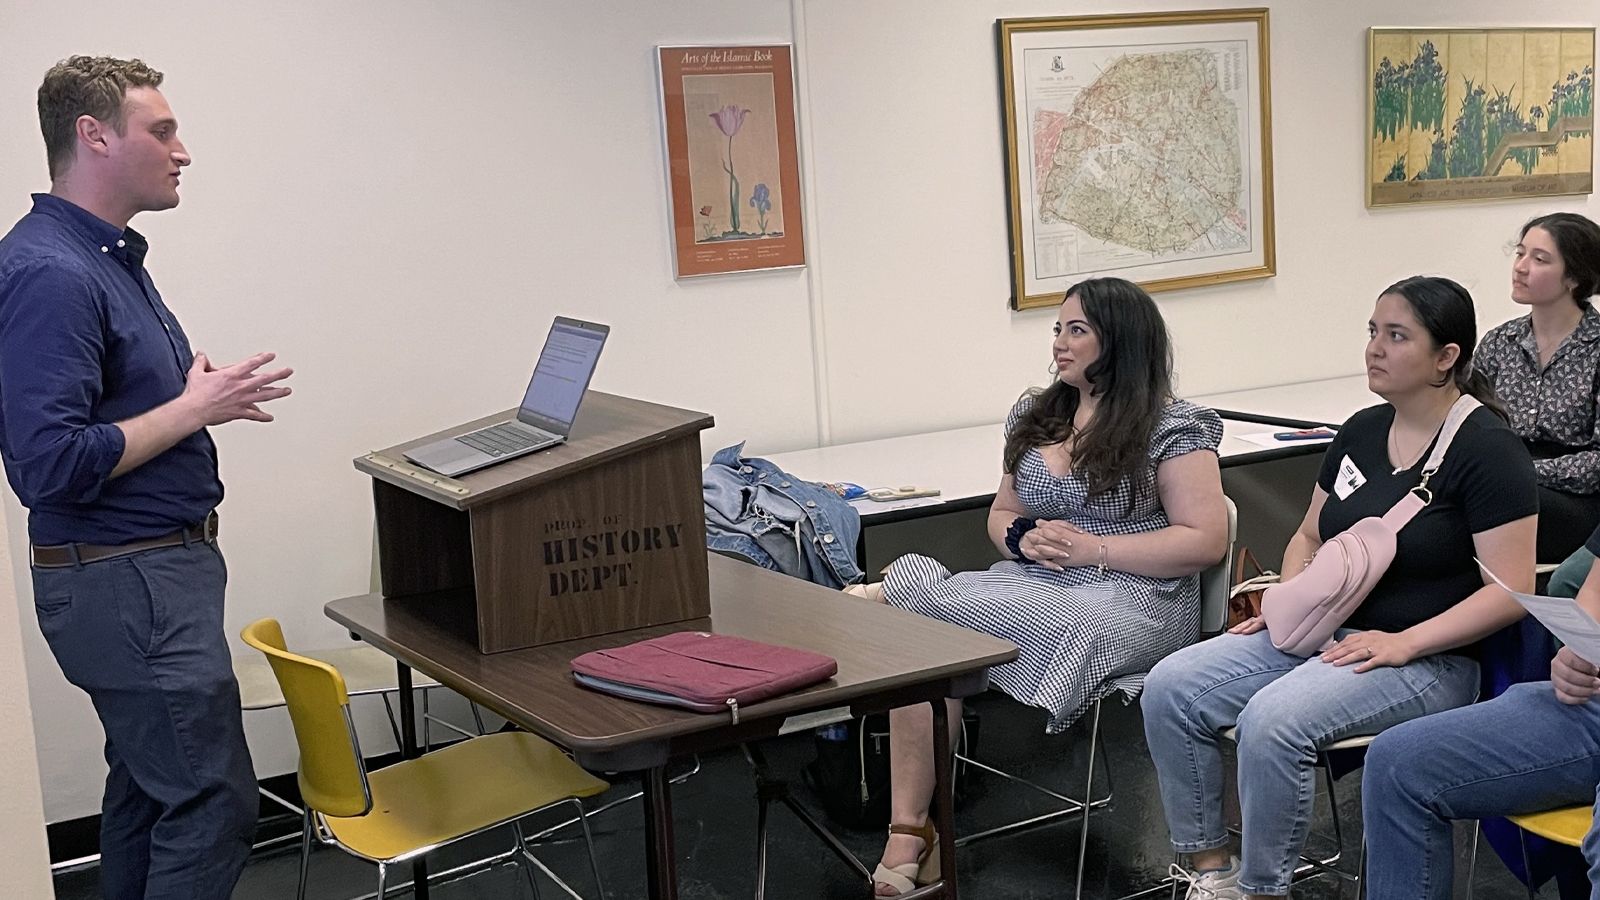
[1477,304,1600,495]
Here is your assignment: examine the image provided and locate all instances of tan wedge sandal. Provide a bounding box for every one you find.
[871,821,940,896]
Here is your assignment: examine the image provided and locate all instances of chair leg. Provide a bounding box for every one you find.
[1356,841,1366,900]
[1095,718,1117,802]
[1518,828,1537,900]
[1467,820,1481,898]
[512,822,545,900]
[1073,698,1104,900]
[296,808,314,900]
[422,688,432,752]
[753,775,772,900]
[471,701,487,736]
[1322,758,1347,867]
[379,692,404,751]
[571,796,607,900]
[375,861,388,899]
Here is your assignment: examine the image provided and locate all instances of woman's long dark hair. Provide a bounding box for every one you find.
[1520,212,1600,304]
[1381,275,1508,420]
[1002,277,1174,507]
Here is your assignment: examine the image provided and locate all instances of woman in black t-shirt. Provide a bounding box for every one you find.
[1141,276,1538,899]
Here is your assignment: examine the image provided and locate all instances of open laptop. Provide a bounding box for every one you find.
[405,317,609,477]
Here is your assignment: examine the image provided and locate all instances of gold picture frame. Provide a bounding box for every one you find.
[999,9,1276,310]
[1366,27,1594,208]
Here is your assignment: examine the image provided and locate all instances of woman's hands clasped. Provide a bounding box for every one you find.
[1018,519,1088,572]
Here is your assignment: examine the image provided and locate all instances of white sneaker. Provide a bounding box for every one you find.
[1169,857,1242,900]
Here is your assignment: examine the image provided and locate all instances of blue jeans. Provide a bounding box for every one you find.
[1364,681,1600,899]
[32,540,257,900]
[1142,630,1479,895]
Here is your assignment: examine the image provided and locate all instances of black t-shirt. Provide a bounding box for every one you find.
[1316,404,1537,633]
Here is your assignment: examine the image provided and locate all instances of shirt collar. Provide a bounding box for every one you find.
[1575,303,1600,343]
[30,193,150,269]
[1511,304,1600,361]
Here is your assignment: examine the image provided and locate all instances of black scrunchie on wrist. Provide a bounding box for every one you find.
[1004,516,1038,561]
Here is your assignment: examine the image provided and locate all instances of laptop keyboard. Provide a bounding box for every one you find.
[456,422,555,457]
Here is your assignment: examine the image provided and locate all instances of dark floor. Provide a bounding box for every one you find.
[54,694,1550,899]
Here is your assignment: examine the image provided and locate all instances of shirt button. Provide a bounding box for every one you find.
[739,465,753,474]
[822,534,835,543]
[116,239,126,248]
[780,481,791,487]
[100,246,109,253]
[805,500,817,508]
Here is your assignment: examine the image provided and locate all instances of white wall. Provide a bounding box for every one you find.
[1,0,1596,824]
[0,501,54,891]
[800,0,1600,442]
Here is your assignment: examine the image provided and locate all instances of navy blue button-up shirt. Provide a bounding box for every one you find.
[0,194,221,545]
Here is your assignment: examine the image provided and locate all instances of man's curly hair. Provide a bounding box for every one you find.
[38,55,165,179]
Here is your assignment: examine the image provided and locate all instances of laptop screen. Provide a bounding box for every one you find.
[519,318,609,432]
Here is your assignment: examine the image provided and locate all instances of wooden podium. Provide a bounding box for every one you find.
[356,391,715,653]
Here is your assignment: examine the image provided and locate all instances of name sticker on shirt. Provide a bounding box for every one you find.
[1333,455,1366,500]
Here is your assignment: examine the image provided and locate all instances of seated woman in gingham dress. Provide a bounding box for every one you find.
[855,276,1230,897]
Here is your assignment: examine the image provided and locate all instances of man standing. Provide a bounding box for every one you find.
[0,56,292,899]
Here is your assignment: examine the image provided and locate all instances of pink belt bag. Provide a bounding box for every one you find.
[571,631,838,723]
[1261,396,1479,657]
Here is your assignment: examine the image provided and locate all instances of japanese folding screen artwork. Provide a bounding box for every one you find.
[658,45,806,277]
[1367,27,1594,207]
[998,9,1276,309]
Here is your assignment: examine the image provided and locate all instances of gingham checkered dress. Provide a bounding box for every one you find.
[881,397,1223,733]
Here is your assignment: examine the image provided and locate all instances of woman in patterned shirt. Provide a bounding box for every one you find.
[1476,212,1600,562]
[849,277,1231,897]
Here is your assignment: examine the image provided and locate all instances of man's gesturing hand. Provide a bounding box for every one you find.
[183,352,293,425]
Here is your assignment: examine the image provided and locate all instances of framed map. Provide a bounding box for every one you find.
[1367,27,1594,207]
[999,9,1275,310]
[657,45,806,278]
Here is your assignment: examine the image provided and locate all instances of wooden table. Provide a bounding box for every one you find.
[327,553,1018,899]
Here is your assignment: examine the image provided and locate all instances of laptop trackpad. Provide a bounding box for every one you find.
[406,440,483,473]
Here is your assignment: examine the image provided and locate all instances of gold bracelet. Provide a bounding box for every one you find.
[1097,541,1109,576]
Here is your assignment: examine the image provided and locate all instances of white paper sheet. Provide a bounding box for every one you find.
[1477,558,1600,660]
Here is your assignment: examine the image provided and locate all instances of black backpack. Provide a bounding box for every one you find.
[803,714,891,828]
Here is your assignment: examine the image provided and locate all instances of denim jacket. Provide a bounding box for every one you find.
[703,442,863,589]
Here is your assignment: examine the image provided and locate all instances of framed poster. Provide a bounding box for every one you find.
[658,44,806,278]
[999,9,1276,309]
[1367,27,1594,207]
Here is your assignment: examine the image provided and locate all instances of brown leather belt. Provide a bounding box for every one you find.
[30,511,220,569]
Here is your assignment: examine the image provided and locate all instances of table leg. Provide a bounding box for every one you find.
[930,698,959,899]
[396,662,418,758]
[395,662,430,900]
[642,766,679,900]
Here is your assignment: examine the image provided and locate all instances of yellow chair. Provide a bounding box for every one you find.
[241,619,610,899]
[1499,804,1593,900]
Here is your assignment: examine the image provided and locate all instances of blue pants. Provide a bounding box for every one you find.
[32,540,257,900]
[1363,682,1600,899]
[1142,629,1479,895]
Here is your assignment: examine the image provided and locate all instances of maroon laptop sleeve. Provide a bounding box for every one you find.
[571,631,838,720]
